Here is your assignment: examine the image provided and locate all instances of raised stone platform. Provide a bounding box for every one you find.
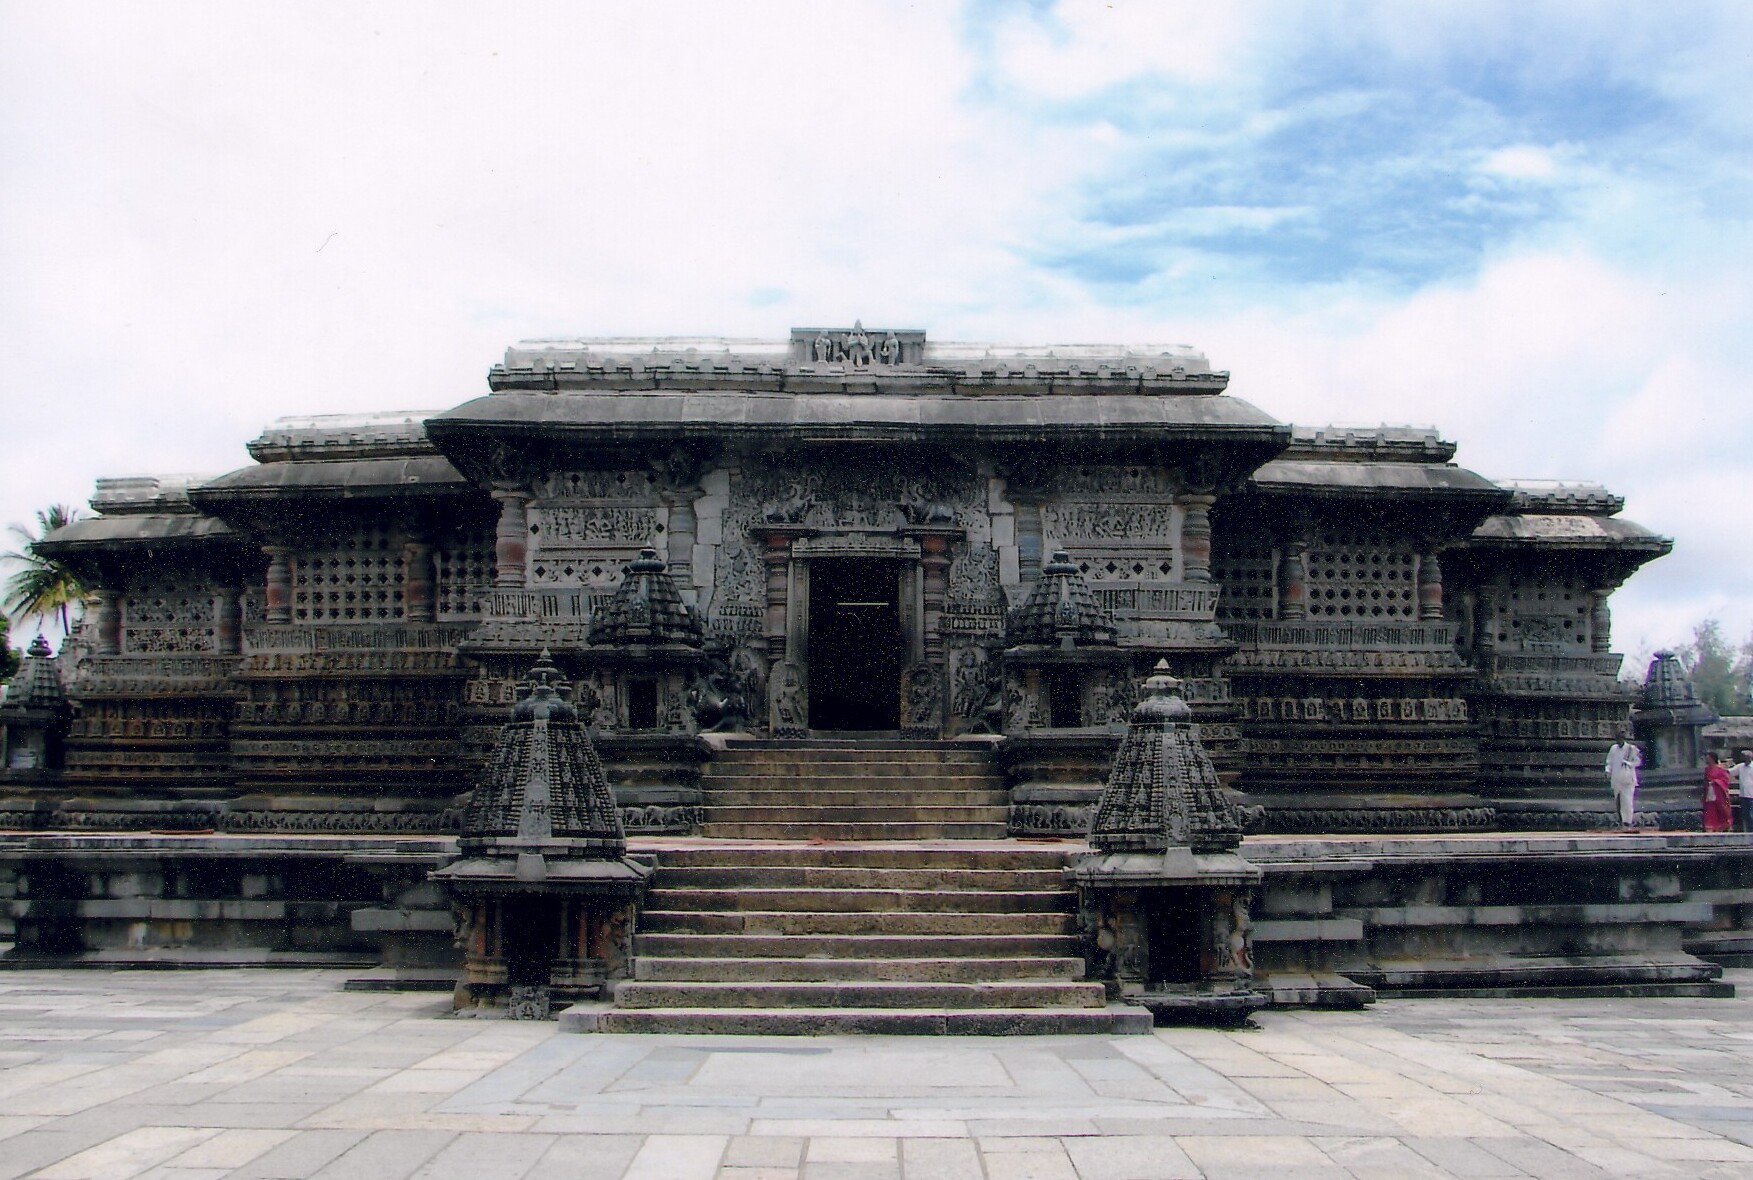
[4,830,1749,1018]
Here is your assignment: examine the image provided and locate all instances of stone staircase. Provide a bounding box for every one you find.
[597,842,1150,1033]
[694,740,1011,840]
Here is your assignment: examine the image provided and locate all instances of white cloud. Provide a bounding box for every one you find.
[2,0,1750,665]
[1480,145,1562,181]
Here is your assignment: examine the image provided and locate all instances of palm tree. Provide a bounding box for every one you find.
[2,504,86,636]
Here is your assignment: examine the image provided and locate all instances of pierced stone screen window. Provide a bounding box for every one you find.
[1212,533,1277,621]
[1072,553,1176,582]
[1502,575,1594,652]
[435,527,494,620]
[121,571,215,653]
[293,528,405,623]
[1304,531,1417,620]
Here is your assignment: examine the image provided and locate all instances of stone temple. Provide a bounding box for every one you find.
[3,324,1747,1030]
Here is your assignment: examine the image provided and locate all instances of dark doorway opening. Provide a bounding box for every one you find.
[627,679,658,729]
[807,557,902,730]
[501,898,561,987]
[1145,888,1205,986]
[1045,668,1082,728]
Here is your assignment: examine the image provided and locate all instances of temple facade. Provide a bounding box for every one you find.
[5,325,1675,837]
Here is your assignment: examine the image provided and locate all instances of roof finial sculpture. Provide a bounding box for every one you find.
[1008,550,1115,648]
[459,649,626,870]
[1089,660,1243,854]
[588,547,704,647]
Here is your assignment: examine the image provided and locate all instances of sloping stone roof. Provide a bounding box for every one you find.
[1089,661,1244,855]
[429,391,1286,448]
[588,548,704,647]
[1,636,68,713]
[1008,551,1116,647]
[193,456,471,502]
[460,652,626,858]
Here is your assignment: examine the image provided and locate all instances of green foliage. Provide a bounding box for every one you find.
[0,617,17,682]
[1677,618,1753,717]
[2,504,86,636]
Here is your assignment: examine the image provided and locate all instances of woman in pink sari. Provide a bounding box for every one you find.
[1704,753,1735,833]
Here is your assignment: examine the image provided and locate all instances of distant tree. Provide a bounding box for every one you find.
[1677,618,1753,717]
[1,504,86,636]
[0,617,18,682]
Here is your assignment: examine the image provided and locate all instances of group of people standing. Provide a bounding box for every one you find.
[1605,737,1753,832]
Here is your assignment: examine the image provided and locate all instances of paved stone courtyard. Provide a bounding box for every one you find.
[2,971,1752,1179]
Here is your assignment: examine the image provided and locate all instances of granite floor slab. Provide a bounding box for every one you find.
[0,969,1750,1178]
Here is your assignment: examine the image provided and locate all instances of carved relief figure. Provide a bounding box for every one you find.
[769,660,808,737]
[900,663,943,736]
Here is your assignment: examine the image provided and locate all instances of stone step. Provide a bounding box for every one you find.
[697,767,1002,785]
[638,909,1075,936]
[644,888,1074,914]
[650,845,1077,870]
[584,1005,1154,1035]
[636,932,1081,959]
[703,791,1009,809]
[614,980,1107,1010]
[633,956,1087,983]
[700,805,1010,824]
[707,761,997,778]
[653,865,1070,891]
[712,740,997,755]
[698,822,1011,840]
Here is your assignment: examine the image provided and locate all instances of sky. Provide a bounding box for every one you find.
[2,1,1750,672]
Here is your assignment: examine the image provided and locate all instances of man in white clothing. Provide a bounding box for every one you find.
[1605,734,1642,830]
[1734,750,1753,833]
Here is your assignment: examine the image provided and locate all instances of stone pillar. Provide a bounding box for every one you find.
[920,535,950,664]
[1277,542,1308,620]
[1417,551,1444,621]
[761,533,792,664]
[1177,494,1215,583]
[666,495,697,588]
[263,545,293,625]
[90,588,121,655]
[491,485,531,589]
[1591,590,1613,654]
[1015,502,1043,582]
[403,539,436,623]
[215,585,242,655]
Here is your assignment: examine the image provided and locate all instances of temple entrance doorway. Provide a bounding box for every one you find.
[807,557,902,730]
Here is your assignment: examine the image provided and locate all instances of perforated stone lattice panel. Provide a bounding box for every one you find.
[1073,554,1176,582]
[121,571,217,653]
[435,527,495,619]
[1501,575,1594,652]
[1305,532,1417,620]
[1211,531,1277,621]
[293,528,405,623]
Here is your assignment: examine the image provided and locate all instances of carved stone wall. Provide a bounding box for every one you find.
[229,632,469,801]
[61,654,240,795]
[527,469,664,591]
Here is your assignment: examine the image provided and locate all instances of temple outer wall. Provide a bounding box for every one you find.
[5,833,1751,997]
